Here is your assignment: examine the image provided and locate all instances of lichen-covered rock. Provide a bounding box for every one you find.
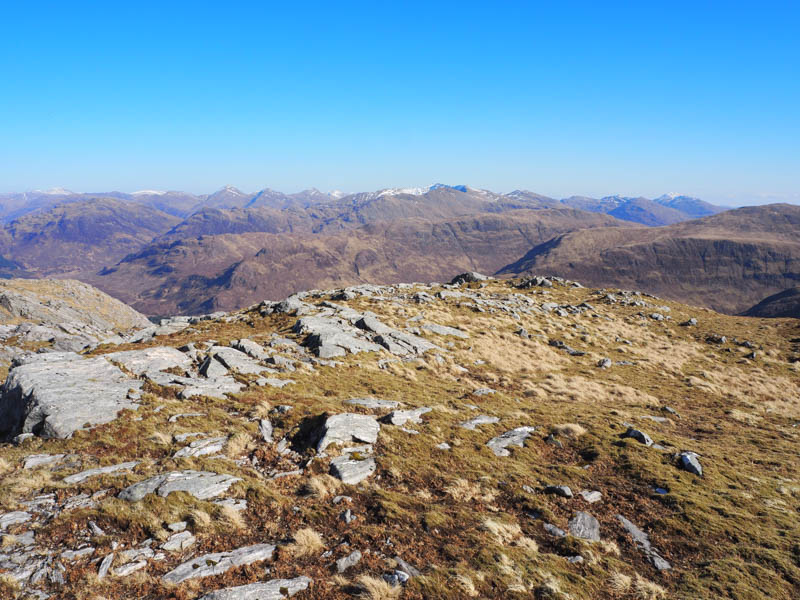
[316,413,380,453]
[118,470,241,502]
[162,543,275,584]
[197,576,312,600]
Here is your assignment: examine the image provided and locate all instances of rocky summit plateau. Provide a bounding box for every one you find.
[0,274,797,600]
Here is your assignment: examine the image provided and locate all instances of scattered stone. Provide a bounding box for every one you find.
[579,490,602,503]
[162,543,276,584]
[543,523,566,537]
[545,485,573,498]
[473,387,496,396]
[436,442,451,450]
[622,427,653,446]
[345,397,400,410]
[97,553,114,579]
[566,555,584,564]
[422,323,469,339]
[336,550,361,573]
[487,426,536,457]
[167,412,205,423]
[167,521,187,532]
[597,357,612,369]
[230,338,271,361]
[678,451,703,476]
[568,511,600,541]
[340,509,357,524]
[549,339,585,356]
[616,515,671,571]
[114,560,147,576]
[450,272,487,285]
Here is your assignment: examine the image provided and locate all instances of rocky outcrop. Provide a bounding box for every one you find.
[0,353,142,440]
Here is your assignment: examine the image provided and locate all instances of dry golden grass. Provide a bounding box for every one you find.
[287,527,325,557]
[148,431,172,445]
[608,571,632,593]
[633,574,667,600]
[552,423,586,438]
[444,478,497,503]
[302,474,342,499]
[225,431,252,458]
[187,509,211,530]
[252,400,271,419]
[216,503,246,530]
[453,573,479,597]
[355,575,402,600]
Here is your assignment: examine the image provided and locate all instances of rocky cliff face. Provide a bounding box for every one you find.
[742,286,800,318]
[0,275,797,599]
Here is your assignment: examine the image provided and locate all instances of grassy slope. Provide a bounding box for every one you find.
[1,279,798,599]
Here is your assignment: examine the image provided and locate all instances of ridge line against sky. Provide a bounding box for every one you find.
[0,1,797,206]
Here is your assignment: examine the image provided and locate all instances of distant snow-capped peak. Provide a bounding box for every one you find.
[33,187,74,195]
[132,190,167,196]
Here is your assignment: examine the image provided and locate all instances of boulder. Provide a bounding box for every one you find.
[568,511,600,541]
[678,451,703,476]
[461,415,500,430]
[381,407,431,426]
[330,456,376,484]
[104,346,192,376]
[450,272,487,285]
[616,515,671,571]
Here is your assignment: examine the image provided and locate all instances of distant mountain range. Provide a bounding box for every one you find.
[0,184,797,317]
[0,185,728,226]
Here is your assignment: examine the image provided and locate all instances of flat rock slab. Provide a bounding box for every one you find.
[461,415,500,430]
[422,323,469,338]
[198,576,312,600]
[210,347,271,375]
[678,451,703,476]
[0,511,32,530]
[63,460,139,485]
[119,470,242,502]
[381,407,431,426]
[336,550,362,573]
[173,437,227,458]
[0,352,142,439]
[231,339,271,361]
[345,397,400,410]
[487,426,536,457]
[162,543,275,584]
[104,346,192,376]
[330,455,376,485]
[317,413,380,453]
[294,315,383,357]
[23,453,66,469]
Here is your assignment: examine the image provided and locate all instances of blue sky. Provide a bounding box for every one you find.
[0,1,798,204]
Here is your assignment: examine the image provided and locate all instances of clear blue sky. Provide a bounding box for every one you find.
[1,1,798,204]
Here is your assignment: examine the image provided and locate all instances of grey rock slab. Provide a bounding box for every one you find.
[486,426,536,457]
[162,543,275,584]
[568,511,600,541]
[161,531,196,552]
[168,412,205,423]
[211,347,271,375]
[258,419,273,442]
[173,436,227,458]
[114,560,147,576]
[345,397,400,410]
[97,553,114,579]
[258,378,296,389]
[579,490,602,503]
[330,456,376,485]
[450,272,487,284]
[316,413,380,453]
[473,387,496,396]
[543,523,566,537]
[167,521,187,532]
[545,485,573,498]
[63,460,140,485]
[336,550,362,573]
[118,470,242,502]
[616,515,671,571]
[294,315,383,356]
[375,330,440,356]
[231,338,271,361]
[678,451,703,476]
[0,511,32,530]
[23,454,65,469]
[422,323,469,339]
[381,407,431,426]
[460,415,499,430]
[179,377,244,399]
[199,355,229,379]
[198,576,312,600]
[622,427,653,446]
[104,346,192,376]
[0,352,142,439]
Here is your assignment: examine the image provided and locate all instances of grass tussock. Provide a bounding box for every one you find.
[355,575,403,600]
[552,423,586,438]
[633,574,667,600]
[287,527,325,557]
[302,474,342,499]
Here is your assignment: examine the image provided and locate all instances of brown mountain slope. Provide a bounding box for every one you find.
[498,203,800,314]
[0,198,181,277]
[91,209,628,314]
[742,287,800,318]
